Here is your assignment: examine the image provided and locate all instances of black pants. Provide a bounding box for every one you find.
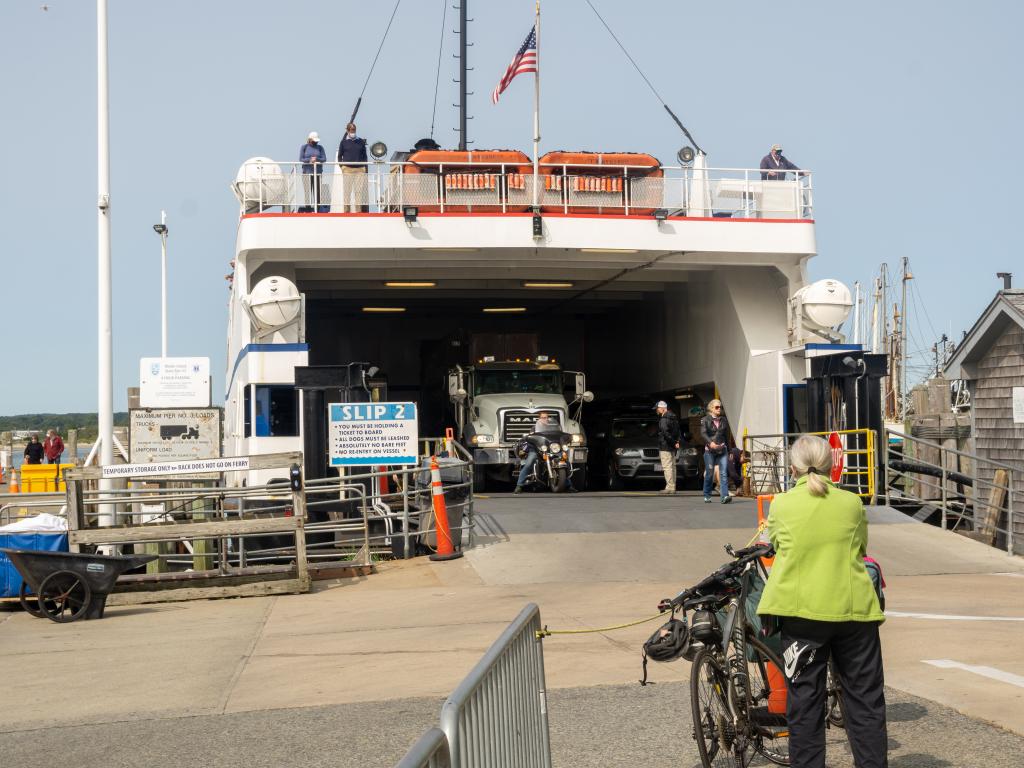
[781,617,888,768]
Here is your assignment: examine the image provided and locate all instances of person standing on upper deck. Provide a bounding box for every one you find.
[760,144,802,181]
[299,131,328,213]
[337,122,369,212]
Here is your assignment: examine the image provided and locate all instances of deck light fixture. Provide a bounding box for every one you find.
[654,209,669,223]
[483,307,527,313]
[362,307,406,313]
[370,141,388,160]
[384,281,436,288]
[522,281,574,288]
[403,206,418,224]
[677,146,695,165]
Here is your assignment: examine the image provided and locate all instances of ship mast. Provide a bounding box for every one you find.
[456,0,470,150]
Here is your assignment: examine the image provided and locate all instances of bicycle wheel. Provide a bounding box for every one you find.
[690,648,739,768]
[745,635,791,766]
[826,659,846,729]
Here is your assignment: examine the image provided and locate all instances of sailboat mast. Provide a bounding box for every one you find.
[458,0,468,151]
[900,256,912,421]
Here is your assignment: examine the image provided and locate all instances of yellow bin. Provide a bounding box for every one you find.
[18,463,74,492]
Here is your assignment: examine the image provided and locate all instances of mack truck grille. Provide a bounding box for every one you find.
[501,410,562,442]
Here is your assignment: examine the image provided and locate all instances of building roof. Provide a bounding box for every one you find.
[944,289,1024,379]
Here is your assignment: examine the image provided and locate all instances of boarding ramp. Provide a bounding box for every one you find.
[397,603,551,768]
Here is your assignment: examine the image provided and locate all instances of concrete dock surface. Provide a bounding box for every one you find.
[2,492,1023,767]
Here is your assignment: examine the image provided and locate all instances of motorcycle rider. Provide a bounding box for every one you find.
[513,411,565,494]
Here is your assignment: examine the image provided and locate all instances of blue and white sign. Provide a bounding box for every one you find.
[329,402,419,466]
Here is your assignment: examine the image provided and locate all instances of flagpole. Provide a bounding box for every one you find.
[532,0,540,209]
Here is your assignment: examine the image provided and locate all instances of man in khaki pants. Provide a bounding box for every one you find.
[655,401,681,494]
[336,122,368,212]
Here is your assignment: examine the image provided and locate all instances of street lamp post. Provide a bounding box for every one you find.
[153,212,168,357]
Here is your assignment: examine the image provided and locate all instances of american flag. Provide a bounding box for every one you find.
[491,24,537,104]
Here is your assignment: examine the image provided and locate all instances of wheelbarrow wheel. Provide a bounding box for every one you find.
[18,582,47,618]
[38,570,92,623]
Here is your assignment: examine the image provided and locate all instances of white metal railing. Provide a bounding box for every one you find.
[397,603,552,768]
[234,160,814,220]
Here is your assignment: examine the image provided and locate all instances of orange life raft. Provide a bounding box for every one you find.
[402,149,533,212]
[538,151,662,215]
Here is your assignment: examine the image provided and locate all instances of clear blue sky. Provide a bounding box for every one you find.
[1,0,1020,414]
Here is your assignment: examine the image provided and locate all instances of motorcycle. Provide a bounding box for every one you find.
[517,431,574,493]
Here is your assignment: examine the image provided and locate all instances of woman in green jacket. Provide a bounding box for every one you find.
[757,435,887,768]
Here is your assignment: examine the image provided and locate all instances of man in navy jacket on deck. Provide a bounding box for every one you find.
[336,122,369,212]
[760,144,802,180]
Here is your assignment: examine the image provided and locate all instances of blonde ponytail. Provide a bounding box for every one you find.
[791,435,833,497]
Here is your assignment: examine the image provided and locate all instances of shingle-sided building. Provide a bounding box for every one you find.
[945,289,1024,554]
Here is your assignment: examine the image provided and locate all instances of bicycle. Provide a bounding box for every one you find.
[659,543,791,767]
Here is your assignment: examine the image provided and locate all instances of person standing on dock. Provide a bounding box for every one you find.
[336,122,368,212]
[702,400,732,504]
[299,131,327,213]
[655,401,681,495]
[760,144,801,181]
[44,429,64,464]
[23,434,44,465]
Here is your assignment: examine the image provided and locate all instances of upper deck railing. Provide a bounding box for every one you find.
[233,160,813,220]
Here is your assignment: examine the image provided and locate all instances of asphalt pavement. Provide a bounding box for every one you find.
[2,490,1023,766]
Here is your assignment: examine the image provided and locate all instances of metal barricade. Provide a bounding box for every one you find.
[397,603,552,768]
[743,429,876,501]
[395,728,451,768]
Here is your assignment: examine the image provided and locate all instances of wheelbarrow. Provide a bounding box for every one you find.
[0,548,157,623]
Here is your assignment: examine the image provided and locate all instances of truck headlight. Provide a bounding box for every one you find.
[614,448,642,457]
[683,447,699,457]
[571,433,584,445]
[470,434,495,446]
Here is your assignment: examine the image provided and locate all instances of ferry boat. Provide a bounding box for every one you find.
[223,145,823,487]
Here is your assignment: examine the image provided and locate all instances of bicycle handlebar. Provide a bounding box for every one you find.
[660,542,774,611]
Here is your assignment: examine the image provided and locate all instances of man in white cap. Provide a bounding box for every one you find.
[299,131,327,212]
[760,143,801,181]
[655,401,681,494]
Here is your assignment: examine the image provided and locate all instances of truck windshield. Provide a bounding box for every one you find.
[474,370,562,395]
[612,419,659,440]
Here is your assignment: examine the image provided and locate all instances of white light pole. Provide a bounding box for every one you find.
[97,0,114,522]
[153,211,169,357]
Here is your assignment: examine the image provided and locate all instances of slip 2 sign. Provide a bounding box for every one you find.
[329,402,418,466]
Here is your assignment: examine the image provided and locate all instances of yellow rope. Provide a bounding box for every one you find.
[535,611,667,639]
[535,522,771,640]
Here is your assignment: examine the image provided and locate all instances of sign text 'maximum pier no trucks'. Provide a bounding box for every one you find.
[448,354,593,492]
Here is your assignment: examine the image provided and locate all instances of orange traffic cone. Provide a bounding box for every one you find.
[9,469,20,494]
[428,455,463,561]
